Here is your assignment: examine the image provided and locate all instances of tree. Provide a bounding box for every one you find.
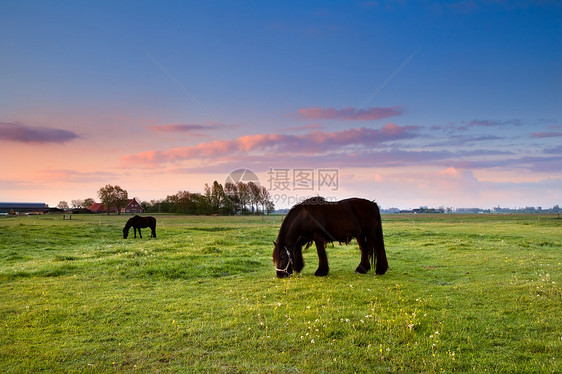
[200,184,212,215]
[211,181,225,214]
[259,186,272,214]
[248,182,261,213]
[71,199,84,209]
[175,191,197,214]
[83,198,95,208]
[97,184,129,215]
[223,182,239,215]
[265,198,275,214]
[57,201,69,210]
[237,182,250,214]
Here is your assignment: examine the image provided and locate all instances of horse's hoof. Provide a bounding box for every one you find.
[355,265,368,274]
[314,269,329,277]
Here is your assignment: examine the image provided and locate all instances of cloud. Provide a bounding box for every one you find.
[529,131,562,138]
[427,134,504,147]
[467,119,520,127]
[544,145,562,154]
[0,121,79,144]
[449,154,562,173]
[121,139,241,166]
[431,119,521,132]
[121,124,421,166]
[39,168,121,183]
[147,124,215,135]
[295,106,404,121]
[152,148,455,175]
[122,121,561,177]
[281,123,323,132]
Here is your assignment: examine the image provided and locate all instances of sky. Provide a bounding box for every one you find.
[1,0,561,210]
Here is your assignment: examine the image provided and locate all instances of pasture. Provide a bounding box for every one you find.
[1,213,560,373]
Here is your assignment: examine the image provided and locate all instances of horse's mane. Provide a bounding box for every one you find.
[296,196,327,206]
[284,196,326,224]
[276,196,328,247]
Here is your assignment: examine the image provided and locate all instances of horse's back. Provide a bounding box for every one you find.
[132,215,156,227]
[337,198,381,232]
[343,198,380,217]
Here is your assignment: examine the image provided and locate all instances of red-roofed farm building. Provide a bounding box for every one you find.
[121,198,143,214]
[88,198,143,214]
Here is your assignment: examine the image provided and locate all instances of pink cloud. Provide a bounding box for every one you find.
[238,133,292,150]
[281,123,323,132]
[0,121,79,144]
[148,124,215,133]
[381,123,414,136]
[191,139,240,156]
[39,168,120,183]
[147,124,217,137]
[530,132,562,138]
[438,167,461,177]
[295,106,404,121]
[121,124,420,166]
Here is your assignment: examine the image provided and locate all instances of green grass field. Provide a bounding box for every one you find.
[1,213,560,373]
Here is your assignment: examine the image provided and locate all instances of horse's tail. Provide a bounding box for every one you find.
[150,217,157,238]
[372,203,388,275]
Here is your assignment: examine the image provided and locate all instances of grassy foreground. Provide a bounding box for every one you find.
[0,213,560,373]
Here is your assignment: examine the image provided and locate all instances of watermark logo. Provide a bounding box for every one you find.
[225,168,261,187]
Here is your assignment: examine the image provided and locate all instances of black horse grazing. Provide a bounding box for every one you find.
[273,197,387,278]
[123,215,157,239]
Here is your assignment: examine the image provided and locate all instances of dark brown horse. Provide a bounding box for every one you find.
[273,197,387,278]
[123,215,157,239]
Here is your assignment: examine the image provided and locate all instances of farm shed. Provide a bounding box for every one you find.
[88,203,118,214]
[0,202,48,214]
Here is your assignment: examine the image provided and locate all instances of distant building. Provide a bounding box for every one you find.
[87,198,143,214]
[0,202,48,214]
[88,203,108,214]
[121,198,143,214]
[87,203,118,214]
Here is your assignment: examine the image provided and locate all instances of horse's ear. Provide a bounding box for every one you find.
[273,241,277,246]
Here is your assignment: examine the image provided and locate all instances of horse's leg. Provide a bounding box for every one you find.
[138,228,142,239]
[133,227,137,238]
[314,235,329,276]
[293,245,304,273]
[151,224,156,238]
[355,236,371,274]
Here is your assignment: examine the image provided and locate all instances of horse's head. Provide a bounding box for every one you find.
[273,241,293,278]
[123,226,129,239]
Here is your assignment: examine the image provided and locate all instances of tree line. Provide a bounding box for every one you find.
[57,181,275,215]
[57,185,130,214]
[143,181,275,215]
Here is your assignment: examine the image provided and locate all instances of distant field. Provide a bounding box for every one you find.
[1,213,560,373]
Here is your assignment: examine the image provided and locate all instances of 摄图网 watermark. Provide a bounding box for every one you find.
[224,168,340,209]
[267,168,339,192]
[267,168,339,207]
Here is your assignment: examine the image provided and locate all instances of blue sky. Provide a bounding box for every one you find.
[1,1,561,209]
